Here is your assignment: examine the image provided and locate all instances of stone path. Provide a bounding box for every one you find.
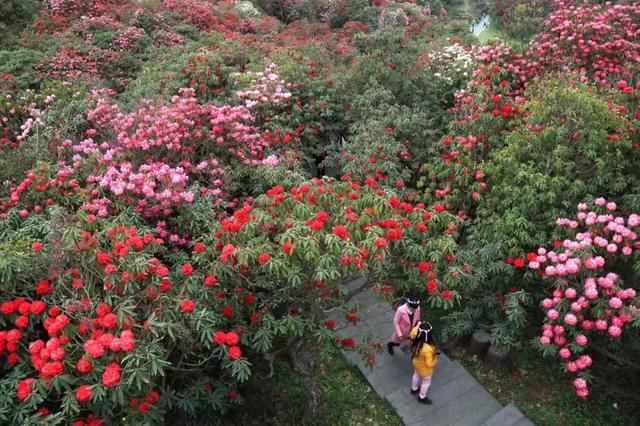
[328,278,534,426]
[471,14,491,37]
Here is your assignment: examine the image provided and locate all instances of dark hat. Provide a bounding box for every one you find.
[406,297,420,308]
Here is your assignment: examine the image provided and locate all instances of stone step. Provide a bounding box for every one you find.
[482,403,533,426]
[419,384,502,426]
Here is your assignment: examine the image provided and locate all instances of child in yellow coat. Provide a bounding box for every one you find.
[409,321,438,404]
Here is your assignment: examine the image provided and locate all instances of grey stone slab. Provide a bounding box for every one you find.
[512,417,535,426]
[359,302,391,318]
[483,404,525,426]
[386,388,417,413]
[344,277,368,291]
[428,386,502,426]
[428,361,467,389]
[429,376,482,408]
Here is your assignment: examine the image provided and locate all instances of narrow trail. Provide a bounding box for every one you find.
[327,278,535,426]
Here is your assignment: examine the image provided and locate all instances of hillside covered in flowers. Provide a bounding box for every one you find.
[0,0,639,424]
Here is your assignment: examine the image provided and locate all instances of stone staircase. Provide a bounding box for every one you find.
[328,278,534,426]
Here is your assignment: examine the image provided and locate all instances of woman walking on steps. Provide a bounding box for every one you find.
[409,321,438,404]
[387,298,421,355]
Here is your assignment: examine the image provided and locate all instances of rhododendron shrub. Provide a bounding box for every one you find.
[528,200,640,398]
[77,87,287,219]
[194,178,466,311]
[0,209,260,423]
[0,178,464,422]
[492,0,552,41]
[438,78,640,345]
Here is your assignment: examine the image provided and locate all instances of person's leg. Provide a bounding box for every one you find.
[419,375,432,399]
[387,341,400,355]
[411,372,421,393]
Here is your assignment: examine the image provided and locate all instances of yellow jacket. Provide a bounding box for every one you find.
[410,325,438,377]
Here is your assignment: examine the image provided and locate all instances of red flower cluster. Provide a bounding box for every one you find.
[213,331,242,360]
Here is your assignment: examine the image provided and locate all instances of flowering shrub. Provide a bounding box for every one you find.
[492,0,551,41]
[529,199,640,398]
[436,77,640,346]
[81,87,279,218]
[0,178,463,422]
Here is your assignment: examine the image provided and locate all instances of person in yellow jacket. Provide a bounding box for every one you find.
[409,321,438,404]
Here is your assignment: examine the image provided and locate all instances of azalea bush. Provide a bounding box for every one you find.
[438,77,640,346]
[492,0,551,41]
[0,178,464,423]
[528,198,640,399]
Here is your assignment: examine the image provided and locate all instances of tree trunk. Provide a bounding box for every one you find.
[291,341,326,417]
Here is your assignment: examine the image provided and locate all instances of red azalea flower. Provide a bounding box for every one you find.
[32,242,43,252]
[77,358,93,374]
[282,240,294,255]
[193,242,206,253]
[221,244,236,264]
[222,306,233,317]
[374,237,388,249]
[30,301,46,315]
[159,279,172,293]
[96,252,110,265]
[15,315,28,328]
[102,363,122,388]
[244,293,255,305]
[181,299,195,313]
[213,331,227,345]
[514,258,525,268]
[228,346,242,360]
[204,276,218,287]
[84,339,104,358]
[417,262,432,273]
[427,281,438,293]
[181,264,194,276]
[225,332,239,346]
[229,390,238,400]
[341,338,355,348]
[441,290,454,301]
[333,225,351,240]
[41,361,64,378]
[36,280,53,296]
[347,311,358,324]
[387,228,403,241]
[16,378,35,400]
[101,313,117,329]
[415,223,428,232]
[258,253,271,265]
[76,385,92,403]
[325,320,336,329]
[155,265,169,277]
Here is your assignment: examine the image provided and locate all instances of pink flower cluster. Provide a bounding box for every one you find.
[531,198,639,398]
[40,48,100,81]
[235,64,293,109]
[111,27,147,52]
[37,88,280,223]
[96,162,194,217]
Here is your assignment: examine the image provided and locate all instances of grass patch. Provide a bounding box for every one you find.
[228,352,402,425]
[457,352,637,426]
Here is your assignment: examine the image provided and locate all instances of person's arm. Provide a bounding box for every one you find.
[409,325,419,340]
[394,308,403,338]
